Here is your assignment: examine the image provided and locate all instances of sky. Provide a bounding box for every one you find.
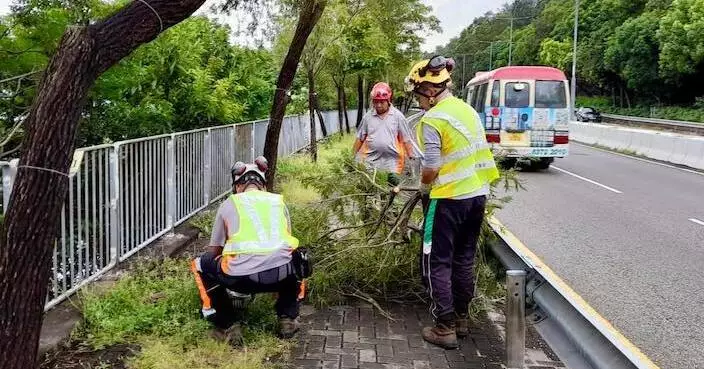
[420,0,503,52]
[0,0,503,52]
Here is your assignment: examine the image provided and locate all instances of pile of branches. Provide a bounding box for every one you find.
[281,140,521,308]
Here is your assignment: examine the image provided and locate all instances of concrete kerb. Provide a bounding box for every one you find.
[569,121,704,171]
[669,136,690,165]
[38,222,201,358]
[683,136,704,169]
[648,134,677,163]
[627,130,652,156]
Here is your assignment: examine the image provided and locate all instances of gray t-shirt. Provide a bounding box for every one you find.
[210,192,293,276]
[356,106,413,173]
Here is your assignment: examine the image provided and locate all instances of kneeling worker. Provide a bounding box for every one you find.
[191,156,306,341]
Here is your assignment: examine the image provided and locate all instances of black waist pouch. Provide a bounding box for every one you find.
[292,247,312,279]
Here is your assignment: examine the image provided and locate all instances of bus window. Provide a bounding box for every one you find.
[470,85,480,110]
[476,83,488,113]
[535,81,567,108]
[505,82,530,108]
[466,86,475,105]
[490,80,500,107]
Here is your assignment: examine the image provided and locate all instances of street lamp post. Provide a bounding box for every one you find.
[508,17,514,66]
[571,0,579,120]
[489,42,493,70]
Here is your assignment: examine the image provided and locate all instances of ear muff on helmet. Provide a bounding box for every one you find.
[232,156,268,186]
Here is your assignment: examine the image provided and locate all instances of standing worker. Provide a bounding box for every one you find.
[404,56,499,349]
[190,157,310,343]
[353,82,418,185]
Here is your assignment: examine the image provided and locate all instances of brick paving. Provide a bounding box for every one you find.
[291,304,565,369]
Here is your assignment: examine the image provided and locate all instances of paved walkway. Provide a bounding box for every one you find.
[292,304,565,369]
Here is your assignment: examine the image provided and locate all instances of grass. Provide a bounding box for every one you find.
[74,258,290,369]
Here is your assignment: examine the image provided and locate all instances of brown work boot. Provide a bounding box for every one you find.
[455,314,469,338]
[422,322,458,349]
[210,324,244,347]
[278,317,300,339]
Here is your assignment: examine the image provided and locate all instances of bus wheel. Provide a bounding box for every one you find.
[537,157,554,170]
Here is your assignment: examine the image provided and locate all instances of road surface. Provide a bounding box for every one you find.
[496,143,704,369]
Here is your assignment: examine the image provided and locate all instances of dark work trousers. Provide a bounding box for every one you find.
[420,194,487,322]
[191,252,300,329]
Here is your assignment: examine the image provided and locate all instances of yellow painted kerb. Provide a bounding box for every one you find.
[489,216,661,369]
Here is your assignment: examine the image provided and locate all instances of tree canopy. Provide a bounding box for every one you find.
[437,0,704,107]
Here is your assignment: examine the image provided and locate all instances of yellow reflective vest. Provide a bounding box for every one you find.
[223,191,299,255]
[416,97,499,199]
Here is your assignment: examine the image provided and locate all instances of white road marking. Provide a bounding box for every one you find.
[552,166,623,194]
[689,218,704,227]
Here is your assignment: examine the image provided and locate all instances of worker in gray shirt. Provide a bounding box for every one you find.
[353,82,418,185]
[190,157,310,344]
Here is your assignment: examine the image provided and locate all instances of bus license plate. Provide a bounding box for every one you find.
[507,133,524,142]
[530,148,568,156]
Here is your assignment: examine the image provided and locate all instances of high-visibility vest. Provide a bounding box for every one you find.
[416,97,499,199]
[223,191,299,255]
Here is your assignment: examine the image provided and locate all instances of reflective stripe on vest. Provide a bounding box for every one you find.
[435,160,497,186]
[441,142,491,165]
[223,192,299,255]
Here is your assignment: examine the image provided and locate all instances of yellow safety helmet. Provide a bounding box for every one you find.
[404,55,455,93]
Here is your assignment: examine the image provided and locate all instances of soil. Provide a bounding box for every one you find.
[39,342,140,369]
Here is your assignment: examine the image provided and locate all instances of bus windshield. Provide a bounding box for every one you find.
[535,81,567,108]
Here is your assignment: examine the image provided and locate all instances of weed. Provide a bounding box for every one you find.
[80,258,209,349]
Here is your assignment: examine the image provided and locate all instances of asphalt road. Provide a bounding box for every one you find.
[496,143,704,369]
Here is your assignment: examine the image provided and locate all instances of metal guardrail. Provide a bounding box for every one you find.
[1,110,358,310]
[488,216,660,369]
[602,113,704,135]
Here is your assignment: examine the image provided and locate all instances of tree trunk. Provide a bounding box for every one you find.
[336,84,343,133]
[342,87,351,134]
[316,108,326,137]
[356,74,364,128]
[364,77,370,112]
[308,69,318,162]
[624,85,632,109]
[0,1,206,367]
[308,67,318,162]
[264,0,326,191]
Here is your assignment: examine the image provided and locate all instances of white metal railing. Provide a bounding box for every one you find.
[0,110,359,310]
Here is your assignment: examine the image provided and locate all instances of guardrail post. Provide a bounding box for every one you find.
[166,135,176,232]
[506,269,527,368]
[204,129,211,206]
[108,145,121,264]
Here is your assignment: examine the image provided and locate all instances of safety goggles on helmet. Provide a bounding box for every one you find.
[232,156,268,185]
[405,55,455,93]
[419,55,455,77]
